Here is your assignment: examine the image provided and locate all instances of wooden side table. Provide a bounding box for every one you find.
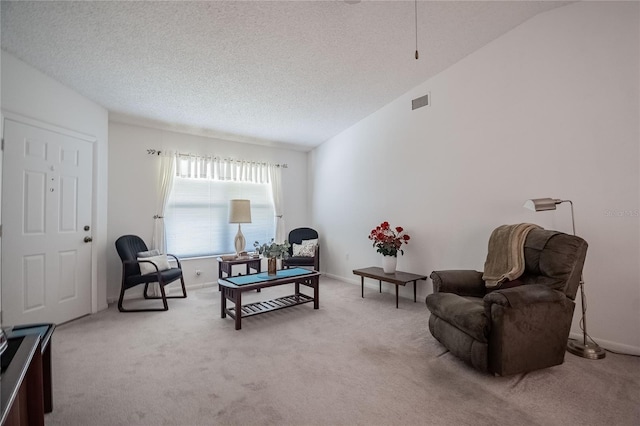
[353,267,428,308]
[217,256,262,292]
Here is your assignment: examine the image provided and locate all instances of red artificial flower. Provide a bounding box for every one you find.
[368,221,410,256]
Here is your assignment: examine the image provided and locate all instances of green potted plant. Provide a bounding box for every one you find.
[254,239,291,275]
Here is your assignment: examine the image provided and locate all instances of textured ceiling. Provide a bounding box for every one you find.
[1,1,568,150]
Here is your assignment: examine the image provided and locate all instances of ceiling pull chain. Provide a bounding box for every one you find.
[415,0,419,60]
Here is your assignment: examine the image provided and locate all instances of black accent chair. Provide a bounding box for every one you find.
[282,227,320,271]
[426,229,587,376]
[115,235,187,312]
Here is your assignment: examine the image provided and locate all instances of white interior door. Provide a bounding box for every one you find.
[2,118,93,326]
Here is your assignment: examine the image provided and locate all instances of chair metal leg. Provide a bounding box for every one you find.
[117,276,128,312]
[118,272,187,312]
[158,281,169,311]
[118,285,170,312]
[143,282,155,299]
[118,277,170,312]
[142,283,151,299]
[143,276,187,299]
[178,275,187,298]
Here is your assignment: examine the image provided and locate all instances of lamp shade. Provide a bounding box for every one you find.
[229,199,252,223]
[523,198,561,212]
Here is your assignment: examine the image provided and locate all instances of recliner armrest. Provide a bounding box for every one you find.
[430,270,485,297]
[484,284,566,308]
[484,284,574,376]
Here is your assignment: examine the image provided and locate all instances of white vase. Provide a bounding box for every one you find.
[382,255,397,274]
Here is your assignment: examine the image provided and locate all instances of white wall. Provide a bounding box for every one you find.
[107,122,310,301]
[1,51,110,312]
[310,2,639,353]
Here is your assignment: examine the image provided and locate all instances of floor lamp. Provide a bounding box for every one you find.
[523,198,606,360]
[229,199,252,255]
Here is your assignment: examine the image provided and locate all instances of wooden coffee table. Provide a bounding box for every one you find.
[218,267,321,330]
[353,267,428,308]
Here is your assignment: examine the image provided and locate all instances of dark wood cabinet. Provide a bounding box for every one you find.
[1,324,55,426]
[1,335,45,426]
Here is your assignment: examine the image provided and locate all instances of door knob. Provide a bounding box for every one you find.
[84,236,93,243]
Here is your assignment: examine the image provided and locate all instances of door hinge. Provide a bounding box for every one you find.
[1,138,4,151]
[0,224,2,238]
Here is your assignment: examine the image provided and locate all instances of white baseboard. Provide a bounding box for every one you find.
[327,272,640,356]
[323,272,430,301]
[106,281,216,305]
[323,272,392,292]
[568,332,640,356]
[323,272,358,285]
[105,273,640,356]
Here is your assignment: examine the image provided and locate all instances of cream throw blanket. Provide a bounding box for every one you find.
[482,223,541,288]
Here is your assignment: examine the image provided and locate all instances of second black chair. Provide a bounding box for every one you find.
[282,227,320,271]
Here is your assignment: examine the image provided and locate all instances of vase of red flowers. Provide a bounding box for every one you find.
[368,221,410,274]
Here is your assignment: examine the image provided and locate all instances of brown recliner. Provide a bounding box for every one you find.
[426,228,587,376]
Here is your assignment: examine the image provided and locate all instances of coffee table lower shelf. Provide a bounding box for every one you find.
[219,268,321,330]
[226,293,314,319]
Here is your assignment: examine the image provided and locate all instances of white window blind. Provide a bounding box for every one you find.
[165,178,275,258]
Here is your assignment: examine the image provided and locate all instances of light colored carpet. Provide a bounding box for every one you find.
[46,277,639,425]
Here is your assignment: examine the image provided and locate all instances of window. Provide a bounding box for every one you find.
[165,178,275,258]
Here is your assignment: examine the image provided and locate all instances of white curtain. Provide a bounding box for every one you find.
[269,165,285,243]
[150,152,176,296]
[152,152,176,253]
[175,155,271,184]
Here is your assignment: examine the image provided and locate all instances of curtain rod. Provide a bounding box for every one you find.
[146,149,288,168]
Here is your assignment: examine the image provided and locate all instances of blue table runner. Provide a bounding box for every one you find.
[222,267,314,286]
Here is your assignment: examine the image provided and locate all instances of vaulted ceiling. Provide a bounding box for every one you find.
[1,1,569,150]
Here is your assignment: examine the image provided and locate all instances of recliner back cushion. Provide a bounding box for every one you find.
[523,230,587,299]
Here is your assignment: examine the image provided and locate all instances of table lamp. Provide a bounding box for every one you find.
[229,199,252,255]
[524,197,605,359]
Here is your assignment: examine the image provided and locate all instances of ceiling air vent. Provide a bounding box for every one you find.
[412,93,430,110]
